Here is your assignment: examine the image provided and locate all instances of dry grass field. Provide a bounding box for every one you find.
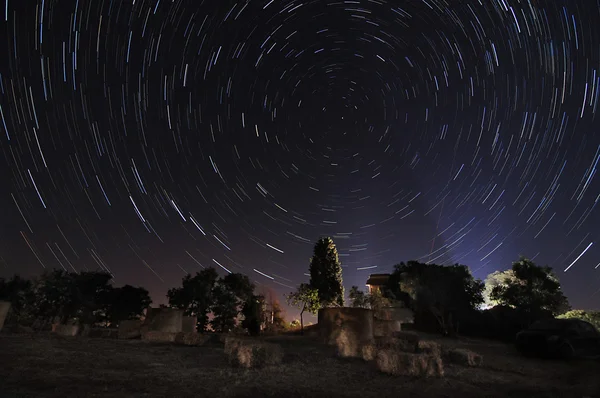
[0,331,598,398]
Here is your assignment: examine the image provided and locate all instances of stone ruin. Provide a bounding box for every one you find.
[318,307,374,357]
[0,301,11,331]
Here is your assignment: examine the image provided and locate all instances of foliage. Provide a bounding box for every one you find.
[210,272,255,333]
[483,270,518,309]
[368,289,392,317]
[72,271,113,325]
[286,283,320,334]
[241,294,264,336]
[348,286,369,308]
[309,237,344,307]
[558,310,600,331]
[167,268,218,331]
[260,287,287,332]
[31,270,78,323]
[211,283,239,332]
[390,261,484,335]
[105,285,151,326]
[489,257,570,317]
[0,275,35,323]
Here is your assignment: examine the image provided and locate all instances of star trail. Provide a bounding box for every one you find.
[1,0,599,309]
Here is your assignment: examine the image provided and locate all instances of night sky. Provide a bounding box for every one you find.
[1,0,599,312]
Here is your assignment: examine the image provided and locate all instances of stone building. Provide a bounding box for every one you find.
[365,273,391,294]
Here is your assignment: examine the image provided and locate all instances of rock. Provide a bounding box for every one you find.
[390,331,420,352]
[225,337,284,368]
[333,326,363,358]
[142,308,184,334]
[0,301,11,331]
[418,340,442,357]
[119,320,143,339]
[182,316,197,333]
[373,319,402,337]
[361,343,378,361]
[142,331,178,343]
[376,349,444,377]
[446,348,483,367]
[175,332,210,346]
[53,324,79,337]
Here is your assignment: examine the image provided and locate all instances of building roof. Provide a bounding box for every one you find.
[366,273,391,286]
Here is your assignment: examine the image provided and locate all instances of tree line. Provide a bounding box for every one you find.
[0,270,151,329]
[1,237,598,338]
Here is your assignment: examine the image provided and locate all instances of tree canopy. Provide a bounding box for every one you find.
[348,286,369,308]
[286,283,320,334]
[167,268,219,331]
[389,261,484,335]
[309,237,344,307]
[557,310,600,331]
[489,257,570,317]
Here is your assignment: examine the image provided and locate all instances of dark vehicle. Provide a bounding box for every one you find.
[516,318,600,359]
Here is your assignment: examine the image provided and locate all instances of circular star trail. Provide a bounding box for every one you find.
[1,0,599,308]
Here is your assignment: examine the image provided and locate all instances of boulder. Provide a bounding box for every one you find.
[446,348,483,367]
[373,319,402,337]
[182,316,197,333]
[142,330,178,343]
[418,340,442,357]
[118,320,143,339]
[0,301,11,331]
[142,308,183,334]
[391,331,420,352]
[376,350,444,377]
[225,337,283,368]
[175,332,210,346]
[53,324,79,337]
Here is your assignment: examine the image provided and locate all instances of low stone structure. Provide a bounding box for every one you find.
[118,320,143,339]
[53,324,79,336]
[182,316,197,333]
[319,307,374,344]
[446,348,483,367]
[0,301,11,331]
[175,332,210,346]
[224,337,283,368]
[142,331,178,343]
[376,306,414,324]
[373,319,402,337]
[141,307,184,335]
[376,350,444,377]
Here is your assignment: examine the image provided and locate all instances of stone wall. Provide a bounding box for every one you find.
[373,319,402,337]
[142,307,183,334]
[376,306,414,323]
[0,301,11,331]
[318,307,374,345]
[182,316,197,333]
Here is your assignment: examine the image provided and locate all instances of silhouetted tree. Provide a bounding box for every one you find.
[390,261,484,335]
[348,286,369,308]
[167,268,219,331]
[0,275,35,324]
[210,272,255,332]
[72,271,113,325]
[490,258,570,319]
[105,285,151,326]
[241,294,264,336]
[309,237,344,307]
[286,283,320,335]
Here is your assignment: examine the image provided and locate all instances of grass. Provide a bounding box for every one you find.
[0,331,598,398]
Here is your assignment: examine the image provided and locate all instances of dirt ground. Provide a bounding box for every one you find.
[0,331,598,398]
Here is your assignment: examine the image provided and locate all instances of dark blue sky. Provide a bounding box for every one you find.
[0,0,599,312]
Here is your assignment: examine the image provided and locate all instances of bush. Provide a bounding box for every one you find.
[376,350,444,377]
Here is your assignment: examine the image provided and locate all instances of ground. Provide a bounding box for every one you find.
[0,332,598,398]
